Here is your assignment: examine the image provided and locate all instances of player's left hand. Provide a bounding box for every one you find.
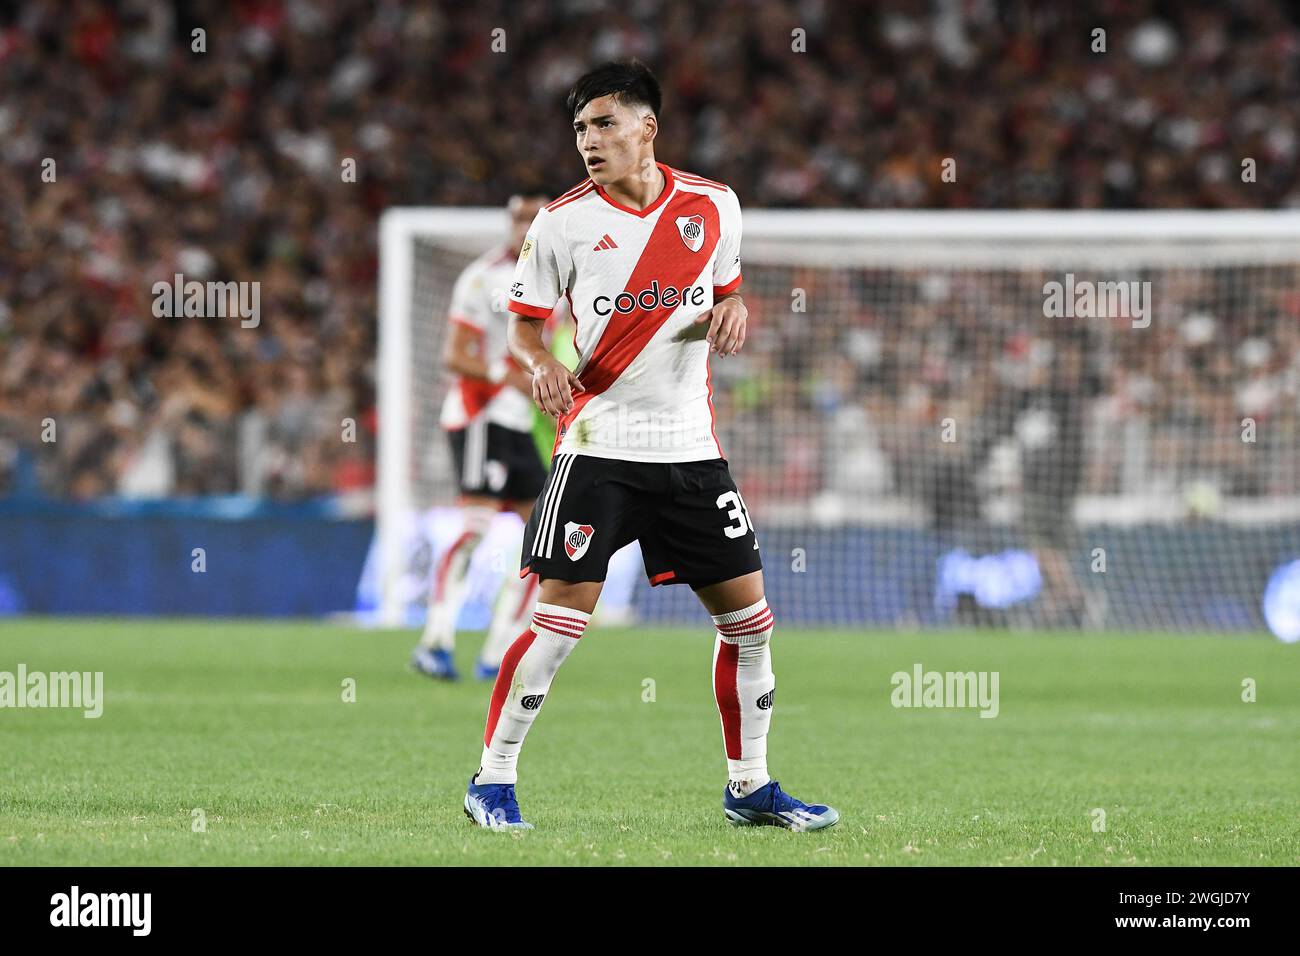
[695,295,747,356]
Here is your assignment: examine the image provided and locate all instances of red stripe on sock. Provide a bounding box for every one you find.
[532,611,588,630]
[718,612,774,638]
[720,625,774,639]
[719,612,773,632]
[534,623,584,640]
[483,629,536,746]
[532,612,586,639]
[716,604,771,632]
[714,640,742,760]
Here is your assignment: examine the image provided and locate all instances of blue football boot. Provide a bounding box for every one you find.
[723,780,839,831]
[411,646,459,681]
[472,658,500,681]
[464,775,533,830]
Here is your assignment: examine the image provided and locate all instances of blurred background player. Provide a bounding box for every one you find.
[1012,330,1106,627]
[411,195,550,681]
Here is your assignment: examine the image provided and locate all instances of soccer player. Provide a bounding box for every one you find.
[411,195,549,682]
[463,61,838,831]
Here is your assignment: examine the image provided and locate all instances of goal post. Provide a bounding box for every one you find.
[377,208,1300,636]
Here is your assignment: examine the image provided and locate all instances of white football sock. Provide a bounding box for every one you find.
[420,507,493,651]
[476,602,590,785]
[711,597,775,798]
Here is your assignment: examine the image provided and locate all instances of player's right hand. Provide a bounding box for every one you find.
[531,357,585,418]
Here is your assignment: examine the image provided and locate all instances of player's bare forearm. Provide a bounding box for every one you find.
[443,322,490,380]
[444,349,489,380]
[506,315,551,373]
[444,321,526,391]
[693,291,747,356]
[508,314,585,417]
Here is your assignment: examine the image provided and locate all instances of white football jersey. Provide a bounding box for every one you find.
[439,244,535,433]
[507,163,743,463]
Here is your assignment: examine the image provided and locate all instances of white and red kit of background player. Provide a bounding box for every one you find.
[507,162,742,462]
[417,244,544,668]
[439,245,535,435]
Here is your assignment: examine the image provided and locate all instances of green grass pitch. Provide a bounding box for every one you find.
[1,618,1297,866]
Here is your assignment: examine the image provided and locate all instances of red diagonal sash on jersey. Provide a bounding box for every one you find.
[458,355,521,419]
[459,379,503,419]
[557,191,721,438]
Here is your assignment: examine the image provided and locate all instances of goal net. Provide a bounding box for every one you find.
[376,208,1300,638]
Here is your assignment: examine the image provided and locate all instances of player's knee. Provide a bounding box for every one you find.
[712,595,774,646]
[530,602,591,641]
[537,579,602,616]
[515,603,589,685]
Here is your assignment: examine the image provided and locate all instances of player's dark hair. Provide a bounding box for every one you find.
[566,59,662,121]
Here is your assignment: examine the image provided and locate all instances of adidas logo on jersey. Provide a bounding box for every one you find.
[592,234,618,251]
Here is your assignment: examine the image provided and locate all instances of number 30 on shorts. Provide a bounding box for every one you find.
[716,490,755,539]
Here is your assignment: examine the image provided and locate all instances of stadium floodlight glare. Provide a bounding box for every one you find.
[379,209,1300,630]
[1262,559,1300,644]
[935,548,1042,616]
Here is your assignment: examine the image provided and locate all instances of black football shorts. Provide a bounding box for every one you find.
[519,454,763,588]
[447,419,546,502]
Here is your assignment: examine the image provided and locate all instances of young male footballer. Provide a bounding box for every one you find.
[463,60,838,832]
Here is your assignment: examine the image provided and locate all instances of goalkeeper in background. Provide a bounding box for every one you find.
[411,195,551,681]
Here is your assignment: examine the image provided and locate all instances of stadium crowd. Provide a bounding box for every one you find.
[721,263,1300,513]
[2,0,1299,500]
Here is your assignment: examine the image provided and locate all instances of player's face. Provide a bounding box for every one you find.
[572,94,653,186]
[507,197,547,253]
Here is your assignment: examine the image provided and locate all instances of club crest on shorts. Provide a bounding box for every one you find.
[564,522,595,561]
[676,214,705,252]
